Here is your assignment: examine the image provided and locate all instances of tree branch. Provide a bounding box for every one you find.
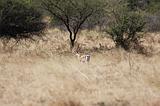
[42,0,73,38]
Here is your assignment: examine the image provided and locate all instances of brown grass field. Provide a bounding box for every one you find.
[0,29,160,106]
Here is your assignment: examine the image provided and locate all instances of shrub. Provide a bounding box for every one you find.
[107,11,145,50]
[0,0,45,38]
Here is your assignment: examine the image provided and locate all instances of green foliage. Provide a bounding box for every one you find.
[107,11,145,50]
[0,0,45,38]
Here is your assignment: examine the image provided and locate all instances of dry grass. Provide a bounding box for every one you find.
[0,29,160,106]
[0,28,115,57]
[138,32,160,56]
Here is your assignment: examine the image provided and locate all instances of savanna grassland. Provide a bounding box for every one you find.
[0,29,160,106]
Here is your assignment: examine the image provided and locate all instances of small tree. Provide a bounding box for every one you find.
[41,0,106,49]
[107,10,145,50]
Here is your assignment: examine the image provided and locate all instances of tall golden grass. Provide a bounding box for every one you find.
[0,29,160,106]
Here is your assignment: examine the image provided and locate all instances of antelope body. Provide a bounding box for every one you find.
[75,53,91,63]
[72,44,91,63]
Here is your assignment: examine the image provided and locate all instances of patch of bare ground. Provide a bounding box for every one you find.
[0,29,160,106]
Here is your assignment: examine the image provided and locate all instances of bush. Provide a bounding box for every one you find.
[107,11,145,50]
[0,0,45,38]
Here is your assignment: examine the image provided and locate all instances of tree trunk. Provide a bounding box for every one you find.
[69,33,76,50]
[70,39,75,49]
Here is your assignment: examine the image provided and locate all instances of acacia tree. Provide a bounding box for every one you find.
[41,0,106,48]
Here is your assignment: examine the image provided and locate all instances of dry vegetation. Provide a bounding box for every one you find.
[0,29,160,106]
